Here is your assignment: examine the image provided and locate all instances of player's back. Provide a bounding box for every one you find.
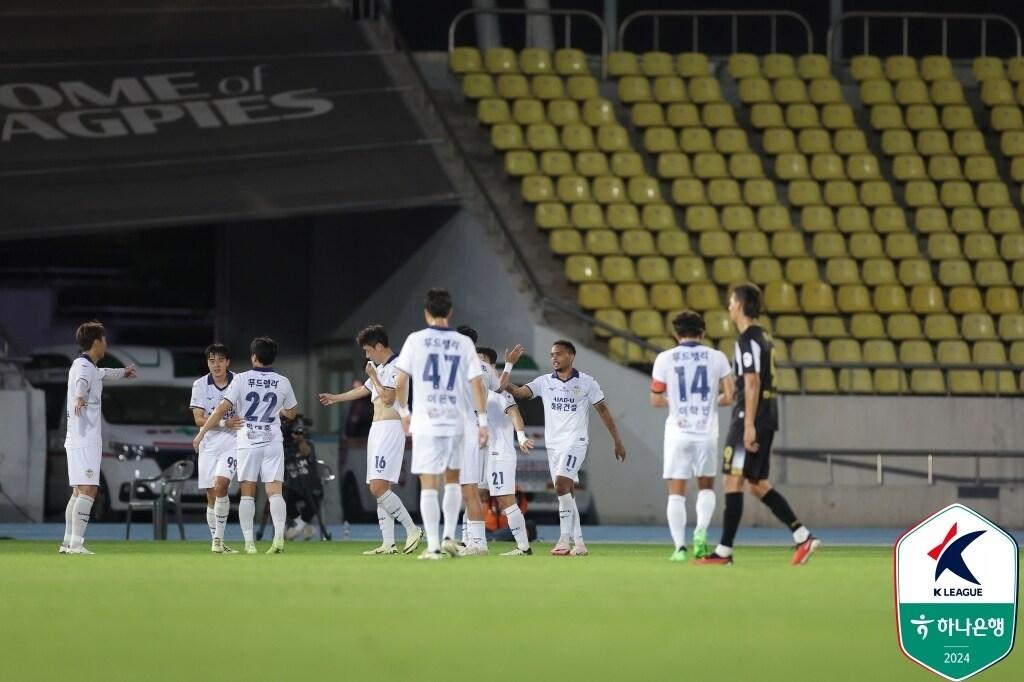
[228,368,297,448]
[486,390,516,456]
[396,327,482,436]
[653,342,732,437]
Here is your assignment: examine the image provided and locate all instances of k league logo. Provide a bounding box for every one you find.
[895,504,1019,681]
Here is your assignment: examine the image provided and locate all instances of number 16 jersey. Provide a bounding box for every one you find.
[223,367,298,449]
[650,342,732,437]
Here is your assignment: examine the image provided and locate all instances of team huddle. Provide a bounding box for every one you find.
[59,283,819,564]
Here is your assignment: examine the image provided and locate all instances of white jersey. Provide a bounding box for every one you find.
[462,357,498,424]
[524,369,604,449]
[64,355,126,449]
[486,390,517,457]
[190,372,238,453]
[223,368,297,449]
[651,342,732,436]
[364,354,399,401]
[395,326,483,436]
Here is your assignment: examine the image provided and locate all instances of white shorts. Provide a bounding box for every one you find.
[66,445,101,487]
[367,420,406,483]
[486,451,517,497]
[663,430,718,480]
[460,424,485,486]
[548,440,588,483]
[411,433,463,475]
[236,442,285,483]
[198,439,237,489]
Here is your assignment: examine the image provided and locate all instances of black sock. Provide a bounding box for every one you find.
[761,489,801,531]
[719,492,744,549]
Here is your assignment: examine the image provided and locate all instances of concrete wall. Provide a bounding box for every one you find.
[0,389,47,522]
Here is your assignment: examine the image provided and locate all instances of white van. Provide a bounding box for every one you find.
[27,345,219,519]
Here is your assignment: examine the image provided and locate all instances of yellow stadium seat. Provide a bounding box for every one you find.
[618,76,652,103]
[511,98,544,125]
[851,55,882,81]
[597,124,631,152]
[837,206,871,233]
[949,286,984,314]
[566,254,600,282]
[787,180,822,207]
[656,152,690,179]
[593,308,627,337]
[478,97,511,125]
[954,130,986,156]
[1003,233,1024,260]
[484,48,518,74]
[591,176,625,204]
[924,313,959,340]
[962,313,997,340]
[981,79,1015,106]
[814,316,848,339]
[941,104,973,129]
[607,203,641,231]
[749,257,783,285]
[883,56,916,80]
[887,233,921,260]
[803,367,838,394]
[905,180,939,207]
[699,231,734,257]
[772,231,806,259]
[972,57,1005,82]
[582,98,615,127]
[925,233,959,259]
[576,151,610,178]
[896,80,929,106]
[611,151,645,178]
[797,129,832,155]
[1015,262,1024,287]
[608,337,644,364]
[801,281,837,313]
[892,154,925,182]
[557,175,591,204]
[644,127,679,153]
[535,202,570,229]
[712,257,748,285]
[520,48,553,75]
[774,315,810,339]
[826,257,860,285]
[751,103,785,129]
[809,78,842,104]
[888,313,923,340]
[963,156,998,182]
[851,313,886,339]
[813,232,847,259]
[608,51,639,77]
[928,155,962,181]
[671,178,706,205]
[721,205,756,232]
[861,79,894,105]
[566,75,599,101]
[686,283,721,311]
[975,260,1010,286]
[628,176,662,204]
[764,281,800,313]
[775,153,809,180]
[991,106,1023,131]
[976,181,1011,208]
[822,104,855,130]
[900,339,935,364]
[677,52,710,77]
[736,231,771,258]
[910,370,946,396]
[938,259,973,286]
[774,78,808,103]
[811,153,845,181]
[910,284,946,314]
[801,205,834,233]
[833,129,867,156]
[573,201,602,231]
[688,76,722,103]
[785,257,819,284]
[650,283,685,311]
[874,284,910,313]
[658,231,692,257]
[505,150,538,176]
[932,80,964,105]
[964,233,998,261]
[763,53,796,79]
[797,54,830,79]
[629,309,666,338]
[849,233,883,259]
[750,208,787,235]
[614,283,650,310]
[792,338,826,362]
[728,53,760,79]
[578,282,613,309]
[731,154,765,179]
[693,152,728,179]
[941,181,974,208]
[587,230,620,255]
[917,130,951,156]
[863,258,898,286]
[548,98,581,126]
[848,155,882,182]
[882,131,914,158]
[550,229,584,256]
[824,180,858,207]
[642,51,674,77]
[526,122,560,150]
[653,76,687,103]
[703,310,733,339]
[540,150,574,177]
[704,104,738,129]
[450,47,482,74]
[677,128,712,154]
[673,255,706,283]
[637,256,673,283]
[491,122,525,151]
[871,104,904,130]
[1000,314,1024,340]
[896,258,931,286]
[986,287,1021,314]
[786,103,820,129]
[554,48,588,76]
[921,55,954,81]
[521,175,555,203]
[739,77,772,104]
[497,74,530,99]
[906,104,939,130]
[914,206,949,233]
[632,102,665,128]
[666,103,700,127]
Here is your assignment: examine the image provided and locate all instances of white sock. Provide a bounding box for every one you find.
[557,493,574,544]
[504,504,529,550]
[206,506,217,539]
[460,511,468,544]
[793,525,810,544]
[293,518,307,531]
[63,493,77,546]
[239,496,255,545]
[269,494,286,542]
[421,488,441,552]
[572,497,584,545]
[377,502,395,547]
[214,496,230,541]
[468,520,487,549]
[696,489,716,533]
[70,494,94,549]
[715,544,733,558]
[667,494,687,550]
[378,490,416,534]
[441,483,461,540]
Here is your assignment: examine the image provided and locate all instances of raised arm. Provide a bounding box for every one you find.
[498,344,526,392]
[594,401,626,462]
[504,382,534,400]
[364,362,396,406]
[101,365,137,381]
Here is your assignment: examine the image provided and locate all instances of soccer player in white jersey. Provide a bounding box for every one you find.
[193,336,299,555]
[190,343,243,554]
[60,321,137,555]
[650,312,734,562]
[503,340,626,556]
[392,288,489,560]
[477,347,535,556]
[318,324,422,555]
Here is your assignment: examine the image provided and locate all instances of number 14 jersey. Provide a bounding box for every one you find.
[651,342,732,436]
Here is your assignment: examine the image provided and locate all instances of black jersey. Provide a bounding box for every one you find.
[731,324,778,429]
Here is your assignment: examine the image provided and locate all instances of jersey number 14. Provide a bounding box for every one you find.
[674,365,710,401]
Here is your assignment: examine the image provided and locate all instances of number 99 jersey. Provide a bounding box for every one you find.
[650,342,732,436]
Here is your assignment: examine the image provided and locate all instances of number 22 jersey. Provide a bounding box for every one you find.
[223,368,297,449]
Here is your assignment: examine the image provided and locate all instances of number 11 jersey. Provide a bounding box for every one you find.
[223,367,298,449]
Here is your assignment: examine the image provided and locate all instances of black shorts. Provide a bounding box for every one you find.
[722,419,775,481]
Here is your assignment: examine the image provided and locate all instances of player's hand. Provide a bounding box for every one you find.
[743,424,759,453]
[225,416,243,429]
[318,393,338,406]
[192,432,204,453]
[124,364,138,379]
[613,440,626,462]
[73,397,87,416]
[365,361,377,380]
[477,425,488,449]
[505,344,525,365]
[518,438,535,453]
[401,414,411,435]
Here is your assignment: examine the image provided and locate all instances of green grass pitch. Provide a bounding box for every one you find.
[1,541,1020,681]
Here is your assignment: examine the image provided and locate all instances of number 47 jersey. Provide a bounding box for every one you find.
[395,327,483,436]
[650,342,732,436]
[223,368,298,449]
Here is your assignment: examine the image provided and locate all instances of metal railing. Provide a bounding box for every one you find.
[826,12,1022,60]
[448,8,608,78]
[618,10,813,55]
[774,448,1024,486]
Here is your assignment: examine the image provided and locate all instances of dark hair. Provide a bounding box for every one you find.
[75,321,105,351]
[250,336,278,365]
[477,346,498,365]
[424,288,453,318]
[552,339,576,355]
[356,324,389,349]
[205,343,230,360]
[672,311,706,339]
[456,325,478,344]
[730,283,763,318]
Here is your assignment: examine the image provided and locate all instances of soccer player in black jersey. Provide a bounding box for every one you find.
[698,283,821,565]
